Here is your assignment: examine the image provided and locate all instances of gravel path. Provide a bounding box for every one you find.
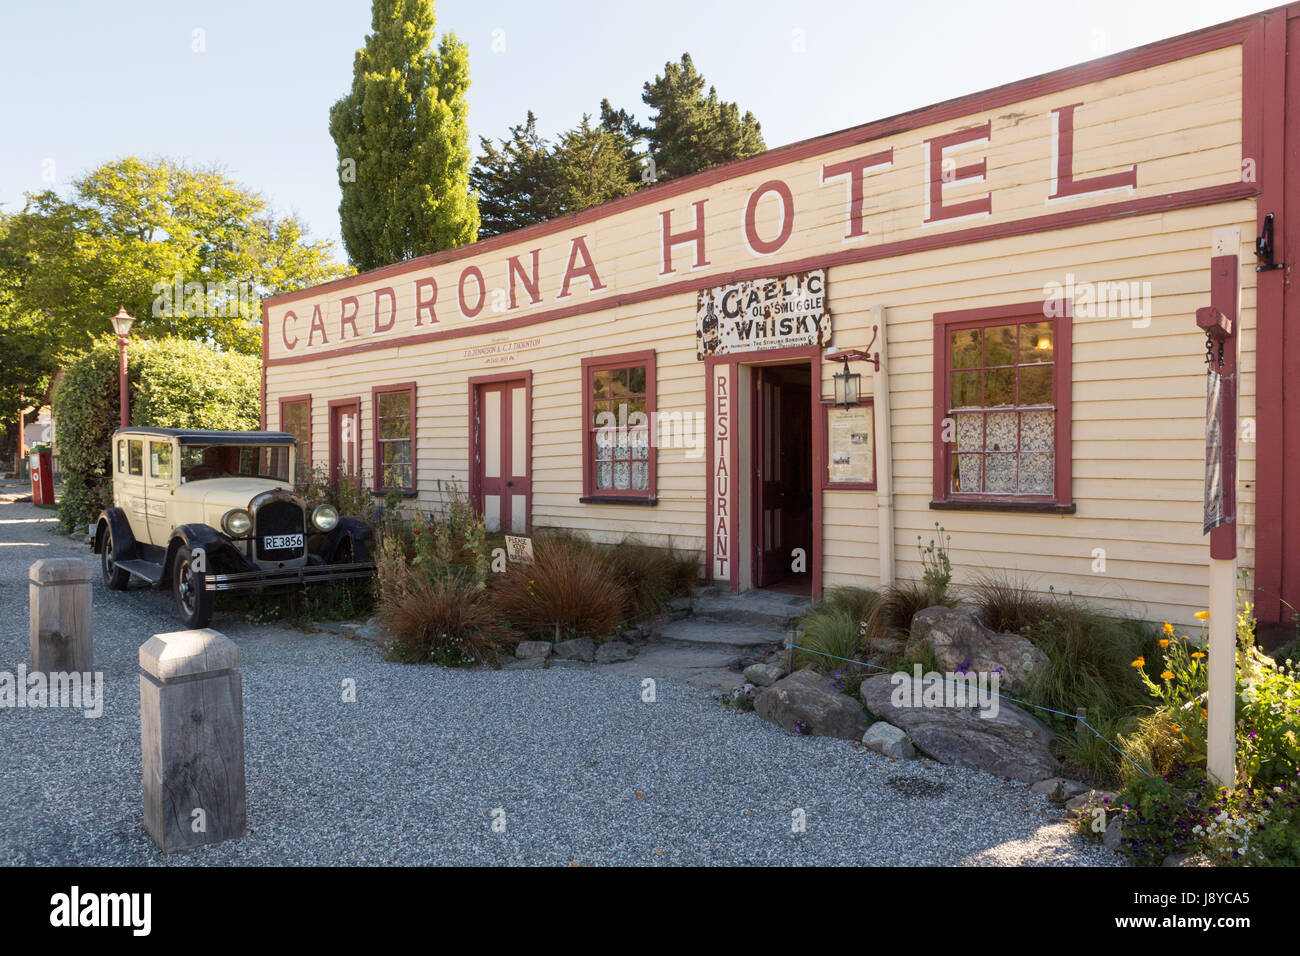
[0,497,1121,866]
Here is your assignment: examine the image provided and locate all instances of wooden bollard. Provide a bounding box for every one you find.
[29,558,93,673]
[139,629,246,851]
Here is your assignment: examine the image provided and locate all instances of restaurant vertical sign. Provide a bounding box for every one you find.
[711,364,733,584]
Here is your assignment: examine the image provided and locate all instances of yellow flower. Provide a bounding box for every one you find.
[1195,610,1210,620]
[1163,622,1174,635]
[1161,670,1175,680]
[1159,638,1170,648]
[1132,657,1146,668]
[1192,651,1206,659]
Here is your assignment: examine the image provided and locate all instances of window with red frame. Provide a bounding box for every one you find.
[279,397,311,486]
[373,384,416,493]
[934,302,1071,505]
[582,352,656,500]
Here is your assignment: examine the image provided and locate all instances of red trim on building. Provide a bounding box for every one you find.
[467,370,534,533]
[327,396,362,488]
[371,382,417,494]
[277,393,312,480]
[579,350,658,501]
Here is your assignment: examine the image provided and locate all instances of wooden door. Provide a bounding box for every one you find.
[474,379,530,533]
[329,399,361,488]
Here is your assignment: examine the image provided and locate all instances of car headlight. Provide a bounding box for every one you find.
[312,504,339,531]
[222,508,252,536]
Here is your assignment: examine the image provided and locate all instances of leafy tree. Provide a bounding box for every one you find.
[0,212,57,424]
[53,338,262,532]
[469,112,561,239]
[640,53,765,181]
[329,0,478,268]
[1,157,347,357]
[552,115,641,213]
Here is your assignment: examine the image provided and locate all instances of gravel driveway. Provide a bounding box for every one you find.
[0,498,1120,866]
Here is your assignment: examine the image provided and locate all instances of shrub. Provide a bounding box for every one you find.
[916,522,952,602]
[966,571,1053,634]
[795,605,862,672]
[298,463,376,523]
[604,537,700,618]
[820,586,878,625]
[376,536,508,665]
[53,337,260,531]
[488,531,628,640]
[865,579,951,643]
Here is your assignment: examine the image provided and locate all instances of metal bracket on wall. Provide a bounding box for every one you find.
[1255,212,1285,272]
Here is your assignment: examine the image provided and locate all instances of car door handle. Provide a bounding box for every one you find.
[150,482,170,489]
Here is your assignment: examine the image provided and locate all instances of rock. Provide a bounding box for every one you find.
[503,656,547,670]
[865,635,905,660]
[1031,777,1090,801]
[858,673,1059,782]
[754,667,867,740]
[1102,814,1124,851]
[553,637,596,662]
[861,721,915,758]
[1064,789,1120,820]
[667,596,692,613]
[743,662,784,687]
[909,605,1049,688]
[595,641,635,663]
[725,683,759,709]
[621,627,643,642]
[516,641,553,660]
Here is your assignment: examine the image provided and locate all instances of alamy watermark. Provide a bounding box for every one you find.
[1042,273,1152,327]
[152,273,256,319]
[0,665,103,718]
[890,664,1001,718]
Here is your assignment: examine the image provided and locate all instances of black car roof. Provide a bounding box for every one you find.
[112,427,296,446]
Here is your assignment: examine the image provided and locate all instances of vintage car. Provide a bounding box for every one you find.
[92,427,374,627]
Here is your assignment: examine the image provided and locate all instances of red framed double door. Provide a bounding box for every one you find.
[328,398,362,489]
[469,372,532,534]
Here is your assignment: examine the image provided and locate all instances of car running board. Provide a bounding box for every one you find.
[116,559,165,585]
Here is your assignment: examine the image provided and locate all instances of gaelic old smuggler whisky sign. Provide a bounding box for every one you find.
[696,269,829,359]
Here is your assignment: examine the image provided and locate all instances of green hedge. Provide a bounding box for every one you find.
[53,337,261,532]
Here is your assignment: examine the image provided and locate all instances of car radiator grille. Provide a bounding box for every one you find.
[255,499,306,561]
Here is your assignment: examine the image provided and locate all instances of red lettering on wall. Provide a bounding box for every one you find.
[925,122,992,223]
[660,199,710,275]
[414,278,438,326]
[1049,103,1137,200]
[307,304,328,347]
[507,250,542,310]
[557,235,606,299]
[281,311,299,350]
[373,287,396,333]
[340,296,359,340]
[744,180,795,255]
[459,266,486,318]
[821,148,894,239]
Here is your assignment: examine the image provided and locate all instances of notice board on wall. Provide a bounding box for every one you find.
[825,402,875,487]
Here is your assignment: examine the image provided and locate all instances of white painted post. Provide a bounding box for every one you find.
[1206,561,1236,786]
[139,629,246,851]
[871,305,895,589]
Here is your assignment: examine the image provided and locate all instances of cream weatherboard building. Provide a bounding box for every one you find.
[262,6,1300,630]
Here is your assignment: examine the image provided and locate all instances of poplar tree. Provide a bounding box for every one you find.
[329,0,479,269]
[640,53,765,182]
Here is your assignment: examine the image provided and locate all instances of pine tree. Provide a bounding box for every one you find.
[329,0,479,270]
[469,112,561,239]
[553,114,641,213]
[640,53,765,182]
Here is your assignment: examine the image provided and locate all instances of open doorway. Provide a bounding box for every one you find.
[751,361,813,594]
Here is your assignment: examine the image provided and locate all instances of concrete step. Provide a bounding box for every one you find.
[692,588,811,631]
[655,618,785,651]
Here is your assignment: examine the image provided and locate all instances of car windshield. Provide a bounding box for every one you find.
[179,444,292,483]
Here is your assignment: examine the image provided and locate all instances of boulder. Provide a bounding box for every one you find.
[1064,789,1120,817]
[909,605,1049,688]
[503,656,547,670]
[553,637,596,662]
[1030,777,1090,801]
[753,667,867,740]
[858,673,1059,782]
[743,662,785,687]
[595,641,636,663]
[1102,814,1125,851]
[516,641,553,660]
[861,721,915,759]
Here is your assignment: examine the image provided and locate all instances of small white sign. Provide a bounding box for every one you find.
[505,535,534,563]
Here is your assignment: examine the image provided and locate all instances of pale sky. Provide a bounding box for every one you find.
[0,0,1271,262]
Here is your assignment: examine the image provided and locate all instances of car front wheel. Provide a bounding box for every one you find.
[101,526,131,591]
[172,546,214,629]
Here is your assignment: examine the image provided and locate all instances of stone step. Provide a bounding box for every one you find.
[655,618,786,651]
[691,589,811,631]
[598,644,747,694]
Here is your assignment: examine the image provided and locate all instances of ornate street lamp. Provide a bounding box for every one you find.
[110,308,136,428]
